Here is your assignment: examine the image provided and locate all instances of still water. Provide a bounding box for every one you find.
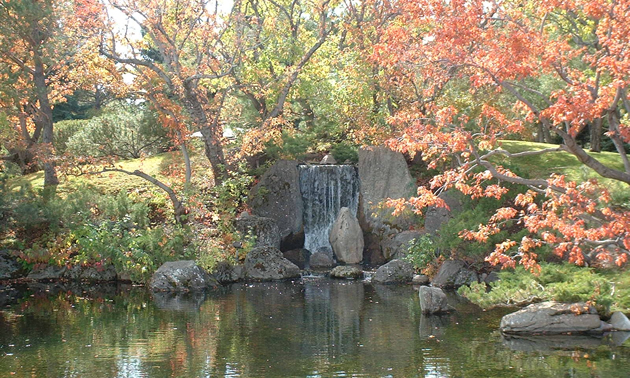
[1,279,629,377]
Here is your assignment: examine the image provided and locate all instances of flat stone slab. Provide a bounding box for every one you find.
[500,302,609,335]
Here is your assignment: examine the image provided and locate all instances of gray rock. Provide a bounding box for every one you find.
[320,154,337,164]
[329,207,364,264]
[372,259,414,284]
[0,250,23,280]
[610,311,630,331]
[358,146,416,232]
[425,191,464,234]
[419,286,452,314]
[412,274,430,285]
[27,265,67,281]
[249,160,304,248]
[484,271,500,285]
[283,248,310,270]
[432,260,478,289]
[64,264,118,282]
[211,261,244,284]
[235,214,281,249]
[149,261,217,292]
[500,302,608,335]
[330,266,364,280]
[381,230,424,261]
[244,246,301,281]
[309,251,334,269]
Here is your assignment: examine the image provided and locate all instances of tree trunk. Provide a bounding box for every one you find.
[590,118,602,152]
[33,55,58,186]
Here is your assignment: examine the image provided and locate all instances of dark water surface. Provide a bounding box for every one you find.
[1,279,629,377]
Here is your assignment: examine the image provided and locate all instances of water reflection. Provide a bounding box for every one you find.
[0,280,629,377]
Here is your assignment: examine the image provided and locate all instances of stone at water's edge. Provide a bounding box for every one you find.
[372,259,414,284]
[244,246,301,281]
[283,248,310,270]
[432,260,478,289]
[419,286,452,314]
[235,213,281,249]
[329,207,364,264]
[610,311,630,331]
[0,250,23,280]
[500,302,611,335]
[309,251,334,269]
[380,230,424,261]
[211,261,244,284]
[150,261,218,292]
[249,160,304,250]
[330,266,364,280]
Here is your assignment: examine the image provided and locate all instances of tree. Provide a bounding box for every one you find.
[100,0,238,185]
[375,0,630,268]
[0,0,104,185]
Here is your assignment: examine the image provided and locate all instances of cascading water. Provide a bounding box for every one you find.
[299,165,360,256]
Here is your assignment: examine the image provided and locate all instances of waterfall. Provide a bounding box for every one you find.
[299,165,360,256]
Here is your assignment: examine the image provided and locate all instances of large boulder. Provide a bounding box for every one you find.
[610,311,630,331]
[244,246,301,281]
[149,261,217,292]
[380,230,424,261]
[424,191,464,234]
[211,261,244,284]
[372,259,414,284]
[283,248,310,270]
[329,207,364,264]
[330,265,364,280]
[432,260,478,289]
[309,252,334,269]
[419,286,453,314]
[500,302,610,335]
[64,264,118,282]
[27,265,68,281]
[358,146,416,232]
[249,160,304,250]
[0,250,24,280]
[235,213,281,249]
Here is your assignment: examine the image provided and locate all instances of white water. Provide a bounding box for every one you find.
[299,165,360,256]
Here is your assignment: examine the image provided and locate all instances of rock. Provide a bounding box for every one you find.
[244,246,301,281]
[412,274,430,285]
[320,154,337,164]
[149,261,217,292]
[372,259,414,284]
[211,261,244,284]
[63,264,118,281]
[329,207,364,264]
[424,191,464,234]
[484,271,500,285]
[330,266,364,280]
[235,214,281,249]
[610,312,630,331]
[500,302,609,335]
[309,252,334,269]
[380,230,424,261]
[283,248,310,270]
[419,286,452,314]
[358,146,416,232]
[0,250,23,280]
[27,265,67,281]
[432,260,478,289]
[249,160,304,250]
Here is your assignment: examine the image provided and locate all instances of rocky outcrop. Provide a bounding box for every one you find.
[244,246,301,281]
[329,207,364,264]
[249,160,304,250]
[235,213,281,249]
[149,261,217,292]
[211,261,244,284]
[380,230,423,260]
[330,266,364,280]
[500,302,610,335]
[0,250,23,280]
[432,260,478,289]
[283,248,310,270]
[309,251,334,269]
[64,264,118,282]
[610,311,630,331]
[358,146,416,231]
[372,259,414,284]
[419,286,453,314]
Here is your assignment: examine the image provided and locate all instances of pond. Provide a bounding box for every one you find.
[1,279,629,377]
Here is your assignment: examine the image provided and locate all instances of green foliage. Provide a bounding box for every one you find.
[264,131,311,160]
[64,102,171,159]
[458,263,616,314]
[331,142,359,164]
[404,234,439,271]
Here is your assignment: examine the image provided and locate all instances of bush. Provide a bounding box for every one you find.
[404,234,439,272]
[331,142,358,163]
